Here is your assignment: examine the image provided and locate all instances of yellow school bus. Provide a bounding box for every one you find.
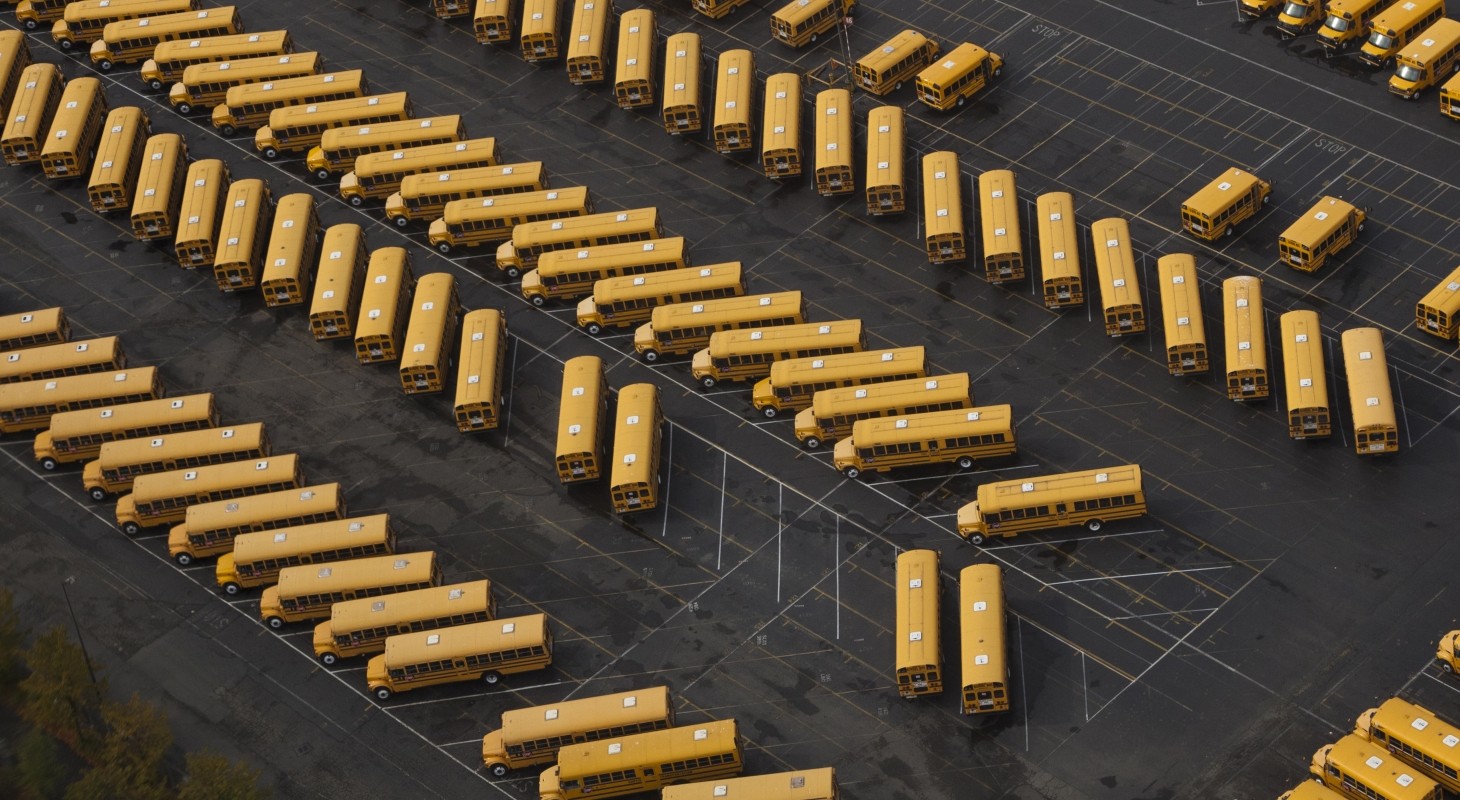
[83,421,266,502]
[431,0,472,17]
[15,0,71,31]
[1180,166,1272,241]
[1277,0,1326,36]
[1222,276,1268,400]
[262,550,438,628]
[170,52,322,116]
[143,29,293,92]
[473,0,514,43]
[52,0,196,51]
[87,106,151,214]
[520,0,560,62]
[922,151,965,264]
[1,337,124,385]
[1354,697,1460,794]
[308,223,368,340]
[711,49,755,154]
[855,29,939,95]
[1156,254,1208,376]
[307,114,464,182]
[978,169,1022,281]
[387,160,546,227]
[613,8,655,109]
[1280,310,1330,439]
[0,367,162,436]
[367,613,551,700]
[89,5,242,72]
[555,355,606,483]
[428,187,592,255]
[497,206,661,277]
[894,549,942,698]
[1278,782,1350,800]
[0,30,33,113]
[1444,70,1460,117]
[349,137,500,207]
[692,0,749,18]
[481,686,672,777]
[575,261,740,334]
[116,453,301,537]
[453,309,509,432]
[129,132,189,239]
[634,290,806,362]
[354,247,417,364]
[212,69,368,137]
[865,105,905,215]
[761,72,802,178]
[40,77,108,180]
[313,577,494,665]
[834,403,1015,479]
[523,235,690,308]
[1278,196,1365,272]
[609,383,662,514]
[794,371,969,449]
[565,0,612,84]
[1390,17,1460,97]
[1036,192,1082,308]
[958,464,1147,544]
[770,0,856,47]
[959,564,1009,713]
[217,513,395,595]
[1,63,64,167]
[1361,0,1445,67]
[1091,217,1145,336]
[167,482,344,566]
[915,42,1003,111]
[212,178,274,292]
[1310,735,1441,800]
[0,307,68,352]
[662,32,702,135]
[1239,0,1284,18]
[539,720,743,800]
[692,319,864,389]
[1437,630,1460,674]
[256,91,412,160]
[813,88,853,196]
[399,273,461,395]
[1318,0,1389,52]
[1415,263,1460,340]
[173,158,231,268]
[660,768,838,800]
[260,193,320,307]
[1341,327,1398,455]
[33,393,215,472]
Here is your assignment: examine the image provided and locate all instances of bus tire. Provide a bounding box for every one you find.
[348,195,364,207]
[98,59,114,72]
[1224,225,1233,237]
[966,532,986,545]
[957,96,966,107]
[319,652,338,666]
[1085,518,1103,532]
[374,687,392,701]
[148,78,164,91]
[176,102,193,115]
[1442,661,1455,674]
[482,671,501,685]
[121,521,141,537]
[762,406,778,419]
[505,266,521,279]
[585,322,602,336]
[803,436,822,449]
[23,19,38,30]
[842,466,861,479]
[641,349,660,363]
[314,168,331,182]
[88,486,108,502]
[894,81,903,91]
[956,455,975,470]
[811,33,819,43]
[220,124,237,137]
[39,457,59,472]
[222,582,240,596]
[436,242,452,254]
[266,616,284,630]
[394,216,409,227]
[488,763,509,778]
[174,552,193,567]
[700,375,717,389]
[530,295,546,307]
[993,66,1003,78]
[262,146,280,160]
[59,39,74,51]
[1357,221,1365,232]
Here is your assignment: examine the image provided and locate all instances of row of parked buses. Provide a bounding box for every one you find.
[1241,0,1460,112]
[1277,694,1460,799]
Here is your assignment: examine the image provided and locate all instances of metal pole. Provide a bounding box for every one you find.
[60,577,102,704]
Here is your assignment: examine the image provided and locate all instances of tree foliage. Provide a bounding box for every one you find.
[0,588,28,701]
[178,751,271,800]
[63,694,171,800]
[18,627,101,753]
[15,727,68,800]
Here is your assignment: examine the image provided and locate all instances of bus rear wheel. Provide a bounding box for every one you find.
[1085,518,1104,532]
[488,763,509,778]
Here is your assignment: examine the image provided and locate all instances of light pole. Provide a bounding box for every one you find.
[59,577,102,704]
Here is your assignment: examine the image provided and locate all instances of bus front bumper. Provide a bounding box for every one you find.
[751,378,775,410]
[956,501,982,538]
[574,296,598,329]
[114,494,139,530]
[305,146,328,174]
[338,171,361,201]
[311,621,334,660]
[519,270,545,302]
[690,348,712,380]
[214,553,238,589]
[32,429,55,463]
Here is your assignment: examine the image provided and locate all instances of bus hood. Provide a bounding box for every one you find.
[258,586,281,620]
[214,553,237,588]
[632,322,654,352]
[383,192,405,218]
[168,82,189,107]
[254,126,275,150]
[690,348,711,378]
[305,146,326,172]
[480,728,505,768]
[81,459,102,491]
[831,438,854,468]
[956,501,982,536]
[338,171,360,193]
[1439,630,1460,662]
[311,620,333,658]
[32,428,54,460]
[365,654,387,688]
[114,493,137,527]
[519,269,543,295]
[750,377,774,409]
[574,296,595,324]
[166,524,188,557]
[537,766,562,800]
[210,104,232,128]
[793,408,817,442]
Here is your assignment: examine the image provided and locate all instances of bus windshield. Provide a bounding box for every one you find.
[1324,15,1351,31]
[1369,31,1394,48]
[1397,63,1422,81]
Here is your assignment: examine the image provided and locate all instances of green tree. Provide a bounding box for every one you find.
[63,694,171,800]
[15,728,69,800]
[178,751,271,800]
[18,627,102,753]
[0,588,29,701]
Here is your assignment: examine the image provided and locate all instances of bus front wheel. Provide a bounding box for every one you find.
[174,552,193,567]
[59,39,74,51]
[482,671,501,685]
[262,146,280,160]
[374,687,392,701]
[319,652,338,667]
[314,168,331,182]
[88,486,108,502]
[1442,661,1455,674]
[842,466,861,479]
[266,616,284,630]
[700,375,717,389]
[641,349,660,363]
[39,457,58,471]
[966,532,985,545]
[584,322,602,336]
[488,763,509,778]
[761,406,778,419]
[1085,518,1104,532]
[956,456,975,470]
[436,242,452,254]
[348,195,364,207]
[121,521,141,537]
[504,266,521,279]
[394,216,409,228]
[176,102,193,115]
[803,436,822,450]
[222,582,240,596]
[97,59,114,72]
[148,78,164,91]
[530,295,546,307]
[219,124,237,137]
[23,19,38,30]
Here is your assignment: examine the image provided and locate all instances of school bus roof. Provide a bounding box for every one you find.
[767,345,924,386]
[382,613,547,667]
[849,403,1011,447]
[918,42,995,87]
[129,453,298,503]
[895,549,940,668]
[554,719,739,779]
[276,550,436,599]
[975,465,1143,510]
[353,137,498,178]
[44,393,214,439]
[441,186,590,225]
[151,29,291,62]
[1,307,66,344]
[229,511,389,563]
[180,51,320,85]
[1181,167,1267,216]
[501,686,671,743]
[706,319,863,356]
[811,372,969,418]
[326,577,491,634]
[1398,17,1460,64]
[649,290,803,327]
[1278,196,1359,246]
[660,767,836,799]
[592,262,741,303]
[1317,734,1438,800]
[536,236,686,275]
[265,91,410,128]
